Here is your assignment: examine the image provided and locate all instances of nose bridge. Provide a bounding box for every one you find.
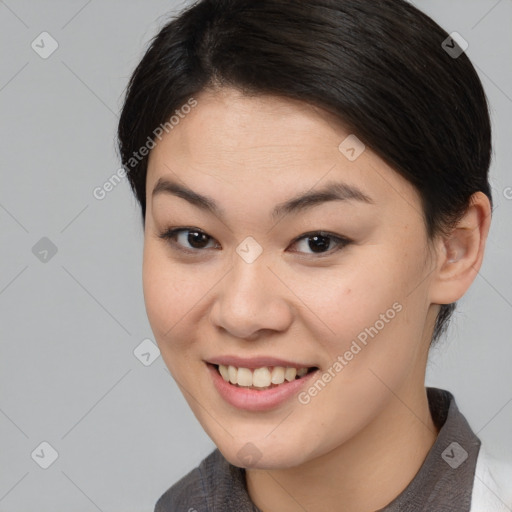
[212,243,292,338]
[227,246,273,310]
[227,234,270,298]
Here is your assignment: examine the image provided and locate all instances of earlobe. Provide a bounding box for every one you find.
[429,192,492,305]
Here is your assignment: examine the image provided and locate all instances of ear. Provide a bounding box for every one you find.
[429,191,492,305]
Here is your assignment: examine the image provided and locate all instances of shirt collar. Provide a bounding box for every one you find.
[196,387,481,511]
[377,387,481,511]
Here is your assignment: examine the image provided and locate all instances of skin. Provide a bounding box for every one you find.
[143,87,491,512]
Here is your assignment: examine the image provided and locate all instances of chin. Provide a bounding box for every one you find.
[217,436,313,470]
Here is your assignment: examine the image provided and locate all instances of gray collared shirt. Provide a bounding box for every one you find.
[155,387,481,511]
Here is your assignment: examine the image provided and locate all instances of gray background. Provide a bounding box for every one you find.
[0,0,511,510]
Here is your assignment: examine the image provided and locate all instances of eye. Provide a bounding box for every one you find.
[289,231,351,256]
[158,227,219,252]
[158,227,351,257]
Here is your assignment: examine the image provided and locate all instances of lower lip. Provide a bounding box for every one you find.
[207,363,318,411]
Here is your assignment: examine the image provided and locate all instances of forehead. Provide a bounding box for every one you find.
[146,88,421,217]
[150,88,349,165]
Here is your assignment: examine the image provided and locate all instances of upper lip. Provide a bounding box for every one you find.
[206,355,317,369]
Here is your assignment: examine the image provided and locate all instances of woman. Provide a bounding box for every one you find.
[117,0,512,510]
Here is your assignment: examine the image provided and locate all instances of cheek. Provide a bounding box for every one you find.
[290,240,429,361]
[287,257,399,334]
[142,241,200,351]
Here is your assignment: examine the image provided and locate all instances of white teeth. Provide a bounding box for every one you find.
[252,367,271,388]
[228,365,238,384]
[285,367,297,381]
[297,368,308,377]
[271,366,285,384]
[217,364,311,388]
[237,367,253,386]
[219,364,229,381]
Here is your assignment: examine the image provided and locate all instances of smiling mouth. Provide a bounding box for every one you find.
[213,363,318,390]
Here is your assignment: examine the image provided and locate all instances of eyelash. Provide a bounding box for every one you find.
[157,226,352,258]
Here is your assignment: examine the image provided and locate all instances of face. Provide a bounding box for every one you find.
[143,87,438,469]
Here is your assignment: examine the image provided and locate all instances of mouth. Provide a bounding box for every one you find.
[210,363,319,390]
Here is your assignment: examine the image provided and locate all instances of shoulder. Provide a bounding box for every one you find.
[470,445,512,511]
[154,449,223,512]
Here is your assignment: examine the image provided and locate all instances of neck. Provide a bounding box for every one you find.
[246,384,438,512]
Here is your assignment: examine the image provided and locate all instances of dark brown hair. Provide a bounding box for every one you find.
[117,0,493,343]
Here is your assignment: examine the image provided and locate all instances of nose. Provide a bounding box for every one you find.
[209,254,293,340]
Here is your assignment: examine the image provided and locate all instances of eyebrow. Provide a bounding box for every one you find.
[152,177,374,220]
